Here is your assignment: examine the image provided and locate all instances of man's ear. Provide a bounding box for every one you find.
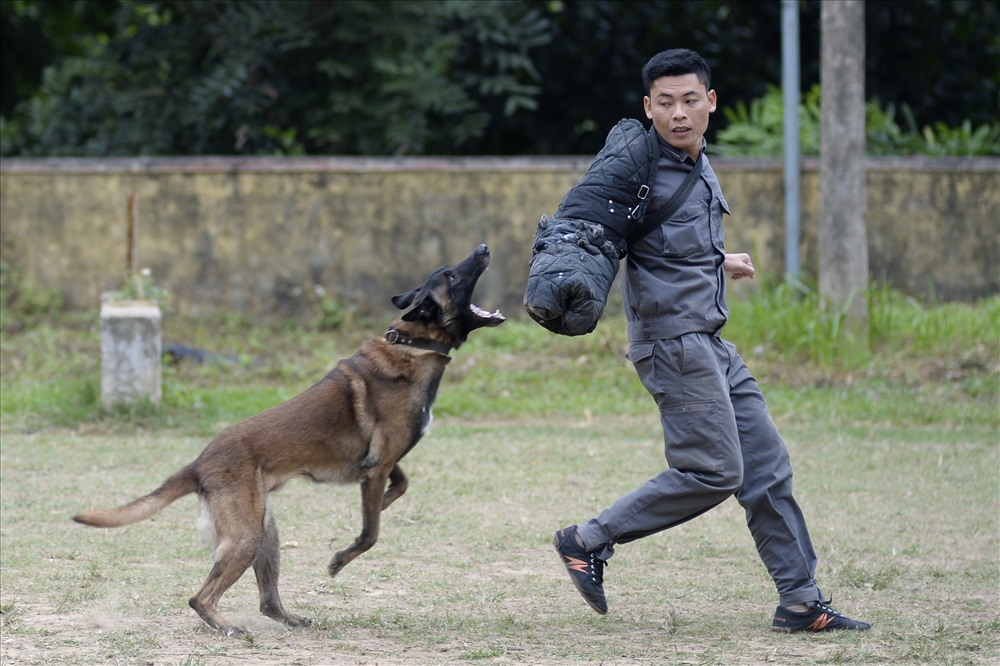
[400,295,439,322]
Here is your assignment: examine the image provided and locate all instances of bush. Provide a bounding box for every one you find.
[713,84,1000,157]
[0,256,63,333]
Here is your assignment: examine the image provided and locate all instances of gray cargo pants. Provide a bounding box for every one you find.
[576,332,822,607]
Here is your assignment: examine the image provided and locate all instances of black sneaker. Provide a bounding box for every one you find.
[771,599,871,632]
[553,525,607,615]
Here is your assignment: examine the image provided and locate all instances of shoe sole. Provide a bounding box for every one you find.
[771,620,871,633]
[771,626,870,632]
[553,530,608,615]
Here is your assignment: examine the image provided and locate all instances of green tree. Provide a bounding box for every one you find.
[2,0,997,157]
[0,0,116,118]
[2,0,551,156]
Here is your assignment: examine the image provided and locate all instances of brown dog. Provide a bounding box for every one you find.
[74,245,505,635]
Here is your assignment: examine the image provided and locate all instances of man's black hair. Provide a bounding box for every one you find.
[641,49,712,94]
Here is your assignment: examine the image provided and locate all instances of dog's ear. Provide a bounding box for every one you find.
[399,295,440,322]
[392,290,416,310]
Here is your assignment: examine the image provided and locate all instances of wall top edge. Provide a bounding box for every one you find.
[0,156,595,174]
[1,155,997,175]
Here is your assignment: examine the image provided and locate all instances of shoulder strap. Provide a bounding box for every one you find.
[626,150,704,247]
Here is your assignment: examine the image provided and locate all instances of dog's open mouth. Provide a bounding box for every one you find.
[470,303,505,326]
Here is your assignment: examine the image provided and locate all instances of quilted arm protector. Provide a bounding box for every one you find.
[522,215,622,336]
[522,118,655,336]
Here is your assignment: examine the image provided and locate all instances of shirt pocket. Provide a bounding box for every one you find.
[659,199,710,258]
[719,195,731,216]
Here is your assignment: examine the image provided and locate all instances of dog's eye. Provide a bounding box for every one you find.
[444,271,456,283]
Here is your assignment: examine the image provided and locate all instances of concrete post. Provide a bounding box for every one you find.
[100,301,162,409]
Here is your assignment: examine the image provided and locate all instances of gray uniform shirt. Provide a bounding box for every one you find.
[623,136,731,342]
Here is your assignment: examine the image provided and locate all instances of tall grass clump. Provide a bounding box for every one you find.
[727,277,999,371]
[1,275,996,431]
[726,277,870,368]
[868,284,1000,354]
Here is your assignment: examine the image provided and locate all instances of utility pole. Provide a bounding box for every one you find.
[782,0,801,284]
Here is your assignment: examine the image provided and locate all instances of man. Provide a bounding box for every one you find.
[552,49,871,633]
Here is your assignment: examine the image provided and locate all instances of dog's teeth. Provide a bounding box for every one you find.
[470,304,503,319]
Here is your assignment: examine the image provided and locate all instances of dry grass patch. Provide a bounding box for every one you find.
[2,415,997,665]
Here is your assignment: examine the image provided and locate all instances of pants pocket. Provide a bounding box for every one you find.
[660,399,728,473]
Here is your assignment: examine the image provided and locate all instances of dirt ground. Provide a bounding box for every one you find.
[0,574,866,666]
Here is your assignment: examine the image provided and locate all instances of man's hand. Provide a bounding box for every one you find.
[724,253,755,280]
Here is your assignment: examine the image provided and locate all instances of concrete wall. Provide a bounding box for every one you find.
[1,156,997,322]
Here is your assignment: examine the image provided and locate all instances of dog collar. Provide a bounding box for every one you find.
[384,329,452,356]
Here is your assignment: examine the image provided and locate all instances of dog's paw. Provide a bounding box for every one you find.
[289,614,313,628]
[261,603,313,628]
[359,453,379,469]
[223,625,251,637]
[278,612,312,627]
[328,559,344,578]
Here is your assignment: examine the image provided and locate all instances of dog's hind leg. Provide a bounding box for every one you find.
[359,430,385,469]
[381,464,408,510]
[254,506,311,627]
[188,490,265,635]
[328,467,390,578]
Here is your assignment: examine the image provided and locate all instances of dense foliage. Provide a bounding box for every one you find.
[713,84,1000,157]
[1,0,550,155]
[1,0,997,156]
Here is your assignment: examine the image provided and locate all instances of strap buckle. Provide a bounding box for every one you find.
[628,184,651,219]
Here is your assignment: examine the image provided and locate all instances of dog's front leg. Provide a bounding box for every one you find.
[382,464,408,510]
[328,468,389,578]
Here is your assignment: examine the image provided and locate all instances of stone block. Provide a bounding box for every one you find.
[100,301,162,408]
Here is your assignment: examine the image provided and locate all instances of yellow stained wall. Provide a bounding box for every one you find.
[1,156,997,321]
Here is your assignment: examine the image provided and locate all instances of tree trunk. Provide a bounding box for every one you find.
[820,0,868,330]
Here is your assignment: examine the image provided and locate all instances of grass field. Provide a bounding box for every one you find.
[1,289,998,665]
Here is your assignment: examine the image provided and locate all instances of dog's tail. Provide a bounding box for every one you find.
[73,464,198,528]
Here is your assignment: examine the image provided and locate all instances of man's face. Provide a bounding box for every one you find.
[643,73,717,160]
